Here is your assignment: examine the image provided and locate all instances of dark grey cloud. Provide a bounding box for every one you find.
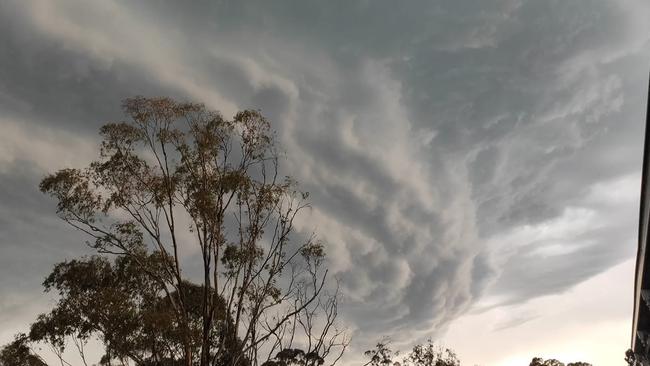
[0,0,648,359]
[0,160,96,340]
[492,233,633,304]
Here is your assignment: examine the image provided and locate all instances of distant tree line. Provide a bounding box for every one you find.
[360,340,593,366]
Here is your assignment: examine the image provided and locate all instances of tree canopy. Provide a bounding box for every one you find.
[528,357,592,366]
[1,97,347,366]
[363,340,460,366]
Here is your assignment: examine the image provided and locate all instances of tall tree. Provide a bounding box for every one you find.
[2,97,347,366]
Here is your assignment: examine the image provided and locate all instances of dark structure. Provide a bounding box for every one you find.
[632,74,650,364]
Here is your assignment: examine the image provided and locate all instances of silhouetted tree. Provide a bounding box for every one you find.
[407,340,459,366]
[1,97,347,366]
[363,340,459,366]
[358,342,596,366]
[363,341,398,366]
[0,334,47,366]
[262,348,326,366]
[625,348,650,366]
[529,357,592,366]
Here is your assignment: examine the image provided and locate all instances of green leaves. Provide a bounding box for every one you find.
[29,254,243,365]
[234,109,273,160]
[99,122,145,156]
[39,168,101,222]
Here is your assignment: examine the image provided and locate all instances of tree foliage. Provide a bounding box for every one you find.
[625,348,649,366]
[359,342,594,366]
[1,97,347,366]
[529,357,592,366]
[363,340,459,366]
[25,254,246,366]
[0,334,47,366]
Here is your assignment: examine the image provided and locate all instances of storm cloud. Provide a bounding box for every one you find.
[0,0,649,363]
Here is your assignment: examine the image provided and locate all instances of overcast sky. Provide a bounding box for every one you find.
[1,1,649,365]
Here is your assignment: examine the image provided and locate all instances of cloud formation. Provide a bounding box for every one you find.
[1,0,649,361]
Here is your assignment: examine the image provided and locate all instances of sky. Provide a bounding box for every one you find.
[0,1,649,365]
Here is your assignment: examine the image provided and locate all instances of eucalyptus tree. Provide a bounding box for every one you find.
[1,97,347,366]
